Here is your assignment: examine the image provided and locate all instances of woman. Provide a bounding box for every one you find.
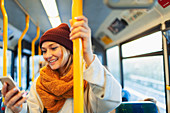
[2,16,122,113]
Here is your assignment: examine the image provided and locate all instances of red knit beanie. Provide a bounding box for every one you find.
[39,23,73,53]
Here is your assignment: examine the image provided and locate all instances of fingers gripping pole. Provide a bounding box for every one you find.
[0,0,8,77]
[72,0,84,113]
[18,15,29,88]
[32,27,40,82]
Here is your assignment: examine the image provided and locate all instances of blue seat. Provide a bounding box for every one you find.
[122,89,130,102]
[116,101,158,113]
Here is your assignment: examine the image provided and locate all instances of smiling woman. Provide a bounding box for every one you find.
[40,23,72,73]
[1,0,170,113]
[41,42,71,73]
[2,16,122,113]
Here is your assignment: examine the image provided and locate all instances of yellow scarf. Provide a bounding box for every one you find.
[36,64,87,113]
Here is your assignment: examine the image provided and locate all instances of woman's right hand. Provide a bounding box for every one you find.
[1,82,28,113]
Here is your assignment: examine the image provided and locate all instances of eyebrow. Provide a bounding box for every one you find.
[41,43,58,50]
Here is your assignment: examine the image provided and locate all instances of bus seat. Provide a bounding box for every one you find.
[122,89,130,102]
[116,101,158,113]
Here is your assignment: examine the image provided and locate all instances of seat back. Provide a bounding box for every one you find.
[116,101,158,113]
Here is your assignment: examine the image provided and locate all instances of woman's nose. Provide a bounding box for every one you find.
[44,50,52,59]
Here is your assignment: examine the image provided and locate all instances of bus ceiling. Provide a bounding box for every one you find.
[104,0,157,9]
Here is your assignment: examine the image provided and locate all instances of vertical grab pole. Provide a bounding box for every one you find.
[38,45,41,62]
[18,15,29,88]
[0,0,8,77]
[38,45,41,56]
[31,27,40,82]
[72,0,84,113]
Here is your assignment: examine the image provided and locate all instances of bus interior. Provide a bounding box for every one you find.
[0,0,170,113]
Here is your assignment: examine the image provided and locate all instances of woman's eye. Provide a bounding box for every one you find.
[42,50,46,53]
[51,47,58,50]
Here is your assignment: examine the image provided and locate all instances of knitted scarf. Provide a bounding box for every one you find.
[36,64,87,113]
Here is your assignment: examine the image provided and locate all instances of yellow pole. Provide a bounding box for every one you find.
[72,0,84,113]
[18,15,29,88]
[1,0,8,77]
[32,27,40,82]
[38,45,41,63]
[38,45,41,56]
[167,85,170,90]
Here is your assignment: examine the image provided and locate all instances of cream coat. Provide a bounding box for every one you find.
[6,55,122,113]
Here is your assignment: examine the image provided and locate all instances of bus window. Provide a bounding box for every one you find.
[0,49,12,89]
[21,56,27,90]
[14,55,28,90]
[106,46,120,83]
[122,31,162,57]
[29,55,45,89]
[122,31,166,113]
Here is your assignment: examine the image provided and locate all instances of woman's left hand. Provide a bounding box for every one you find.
[69,16,94,66]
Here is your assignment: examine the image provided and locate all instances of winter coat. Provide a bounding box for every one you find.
[6,55,122,113]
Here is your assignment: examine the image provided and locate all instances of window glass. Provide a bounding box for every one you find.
[0,49,12,89]
[106,46,120,83]
[123,56,166,113]
[7,50,12,76]
[122,31,166,113]
[122,31,162,57]
[29,55,45,89]
[96,53,103,64]
[21,56,27,90]
[14,55,28,90]
[14,56,17,85]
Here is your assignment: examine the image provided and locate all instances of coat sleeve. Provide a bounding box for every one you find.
[83,55,122,113]
[27,78,44,113]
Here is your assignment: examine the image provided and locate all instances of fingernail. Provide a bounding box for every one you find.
[74,17,78,19]
[13,87,17,91]
[21,90,25,95]
[70,37,72,40]
[22,91,28,97]
[4,82,7,85]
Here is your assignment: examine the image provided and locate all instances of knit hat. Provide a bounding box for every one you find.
[39,23,73,53]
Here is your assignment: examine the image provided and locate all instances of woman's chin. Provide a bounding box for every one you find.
[49,65,59,70]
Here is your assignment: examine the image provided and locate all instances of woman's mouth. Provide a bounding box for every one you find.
[49,58,58,65]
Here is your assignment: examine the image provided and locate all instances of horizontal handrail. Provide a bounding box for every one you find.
[14,0,38,27]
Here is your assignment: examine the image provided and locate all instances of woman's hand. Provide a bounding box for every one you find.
[1,82,28,113]
[69,16,94,66]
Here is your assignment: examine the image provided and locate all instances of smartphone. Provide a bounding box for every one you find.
[0,76,16,91]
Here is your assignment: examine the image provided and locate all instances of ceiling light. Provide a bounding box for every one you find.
[41,0,61,27]
[49,16,61,28]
